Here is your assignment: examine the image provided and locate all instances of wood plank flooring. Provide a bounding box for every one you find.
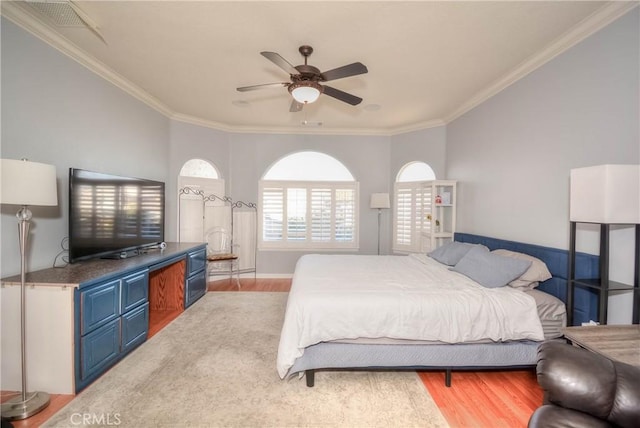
[3,278,542,427]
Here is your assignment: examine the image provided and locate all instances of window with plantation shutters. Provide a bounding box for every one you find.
[393,161,436,253]
[393,182,429,253]
[258,181,359,249]
[259,151,359,250]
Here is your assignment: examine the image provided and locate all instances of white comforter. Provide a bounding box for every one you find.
[277,254,544,378]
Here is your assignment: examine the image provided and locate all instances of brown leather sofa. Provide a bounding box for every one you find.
[529,341,640,428]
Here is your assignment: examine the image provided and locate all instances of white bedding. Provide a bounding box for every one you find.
[277,254,545,378]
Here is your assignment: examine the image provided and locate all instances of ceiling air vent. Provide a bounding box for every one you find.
[27,0,86,27]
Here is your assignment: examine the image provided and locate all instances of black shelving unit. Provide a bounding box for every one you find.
[567,222,640,325]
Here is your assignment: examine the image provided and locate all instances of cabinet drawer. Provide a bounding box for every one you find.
[81,318,121,380]
[122,270,149,312]
[185,269,206,308]
[187,248,206,276]
[81,279,121,335]
[121,303,149,353]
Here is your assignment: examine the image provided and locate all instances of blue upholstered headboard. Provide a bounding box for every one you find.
[455,233,599,326]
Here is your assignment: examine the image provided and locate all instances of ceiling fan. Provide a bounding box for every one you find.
[237,45,368,112]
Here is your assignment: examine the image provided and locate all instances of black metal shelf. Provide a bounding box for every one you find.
[572,278,636,292]
[567,222,640,326]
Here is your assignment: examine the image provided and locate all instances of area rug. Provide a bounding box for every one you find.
[44,292,449,427]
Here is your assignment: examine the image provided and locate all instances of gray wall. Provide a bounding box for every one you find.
[167,120,230,241]
[1,18,170,277]
[447,8,638,249]
[390,126,447,182]
[445,9,639,323]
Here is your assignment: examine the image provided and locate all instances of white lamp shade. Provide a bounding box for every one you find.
[1,158,58,206]
[370,193,390,209]
[570,164,639,223]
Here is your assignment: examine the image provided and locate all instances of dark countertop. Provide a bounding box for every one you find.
[2,242,206,288]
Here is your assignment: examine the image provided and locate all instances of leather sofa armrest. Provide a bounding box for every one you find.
[528,405,612,428]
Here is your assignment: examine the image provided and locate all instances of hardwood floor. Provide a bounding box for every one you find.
[420,370,542,427]
[208,277,292,292]
[3,278,542,427]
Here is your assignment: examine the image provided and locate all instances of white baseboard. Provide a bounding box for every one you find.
[209,272,293,279]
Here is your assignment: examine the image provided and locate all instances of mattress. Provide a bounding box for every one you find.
[524,288,567,339]
[277,253,548,378]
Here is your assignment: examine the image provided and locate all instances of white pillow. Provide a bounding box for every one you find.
[491,249,552,289]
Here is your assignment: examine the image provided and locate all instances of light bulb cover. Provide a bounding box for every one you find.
[289,81,322,104]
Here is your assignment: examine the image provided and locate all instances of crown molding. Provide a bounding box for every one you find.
[1,1,175,119]
[387,119,447,135]
[443,1,639,124]
[171,113,397,136]
[3,1,637,136]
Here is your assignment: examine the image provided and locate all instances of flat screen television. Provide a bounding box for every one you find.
[69,168,165,263]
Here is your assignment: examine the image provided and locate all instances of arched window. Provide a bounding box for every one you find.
[393,161,436,253]
[178,159,226,243]
[264,151,354,181]
[179,158,219,178]
[396,161,435,182]
[259,151,359,250]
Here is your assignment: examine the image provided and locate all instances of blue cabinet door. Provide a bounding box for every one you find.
[81,279,121,334]
[121,302,149,353]
[122,269,149,312]
[187,248,206,276]
[185,269,206,308]
[81,318,121,380]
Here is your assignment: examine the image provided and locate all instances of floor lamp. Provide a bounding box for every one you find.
[370,193,390,255]
[1,158,58,421]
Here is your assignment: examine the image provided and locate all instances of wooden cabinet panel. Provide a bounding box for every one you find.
[81,318,121,380]
[122,269,149,312]
[80,279,121,335]
[185,269,206,308]
[121,303,149,353]
[149,260,185,311]
[187,248,206,277]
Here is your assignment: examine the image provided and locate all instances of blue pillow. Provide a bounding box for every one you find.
[428,242,482,266]
[451,245,532,288]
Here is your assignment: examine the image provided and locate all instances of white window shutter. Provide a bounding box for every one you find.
[259,181,358,250]
[261,186,284,242]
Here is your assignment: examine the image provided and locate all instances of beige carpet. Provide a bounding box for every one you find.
[44,292,449,428]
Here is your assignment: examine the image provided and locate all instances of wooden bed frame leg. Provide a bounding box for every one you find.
[445,369,452,387]
[305,370,315,387]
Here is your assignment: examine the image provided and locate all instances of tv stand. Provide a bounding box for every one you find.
[0,242,206,395]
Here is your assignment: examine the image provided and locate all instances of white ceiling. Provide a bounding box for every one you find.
[2,1,636,135]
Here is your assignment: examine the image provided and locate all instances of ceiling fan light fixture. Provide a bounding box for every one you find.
[289,81,322,104]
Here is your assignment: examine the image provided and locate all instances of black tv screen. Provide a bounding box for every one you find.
[69,168,165,263]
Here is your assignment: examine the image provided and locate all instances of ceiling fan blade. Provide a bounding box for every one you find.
[236,82,288,92]
[322,85,363,106]
[261,51,299,75]
[321,62,368,82]
[289,100,304,112]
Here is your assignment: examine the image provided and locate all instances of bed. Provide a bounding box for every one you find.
[277,234,596,387]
